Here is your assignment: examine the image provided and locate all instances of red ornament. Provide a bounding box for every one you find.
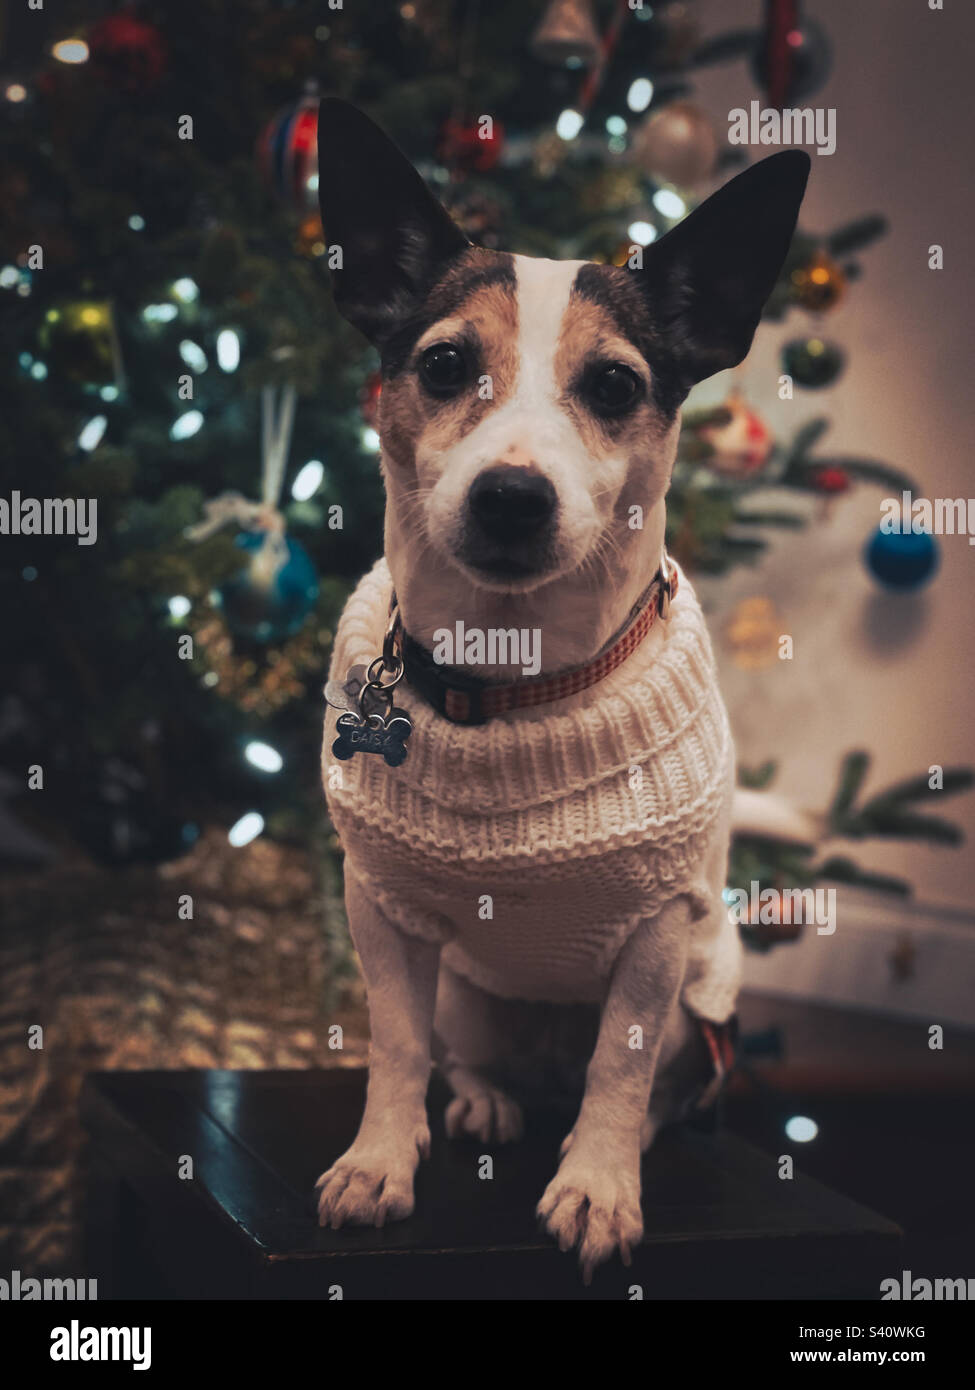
[257,91,320,215]
[740,890,804,948]
[359,371,382,427]
[809,465,850,495]
[88,10,167,91]
[438,117,505,173]
[699,392,774,477]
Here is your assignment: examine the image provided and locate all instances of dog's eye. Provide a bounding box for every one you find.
[419,343,468,397]
[585,363,643,417]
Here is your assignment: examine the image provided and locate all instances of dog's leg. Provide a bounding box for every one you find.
[537,897,692,1280]
[315,874,440,1228]
[434,964,524,1143]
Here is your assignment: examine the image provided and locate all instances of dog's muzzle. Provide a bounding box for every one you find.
[460,465,558,579]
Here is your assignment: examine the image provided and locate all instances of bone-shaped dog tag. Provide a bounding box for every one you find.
[332,709,413,767]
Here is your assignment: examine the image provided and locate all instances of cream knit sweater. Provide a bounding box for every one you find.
[323,558,740,1021]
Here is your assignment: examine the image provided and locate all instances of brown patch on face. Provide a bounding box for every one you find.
[553,292,670,468]
[379,259,519,474]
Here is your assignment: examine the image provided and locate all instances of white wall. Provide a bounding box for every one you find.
[686,0,975,911]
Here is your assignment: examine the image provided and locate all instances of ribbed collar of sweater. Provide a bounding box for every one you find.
[330,559,727,822]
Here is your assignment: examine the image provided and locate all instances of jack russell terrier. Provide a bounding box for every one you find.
[314,98,809,1279]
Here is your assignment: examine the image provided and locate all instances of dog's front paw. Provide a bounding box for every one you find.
[315,1124,429,1229]
[537,1152,643,1283]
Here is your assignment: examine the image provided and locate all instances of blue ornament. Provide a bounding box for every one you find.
[864,525,939,592]
[215,530,318,642]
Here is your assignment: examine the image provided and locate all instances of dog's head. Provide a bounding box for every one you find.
[318,99,808,594]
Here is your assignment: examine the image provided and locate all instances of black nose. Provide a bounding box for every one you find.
[468,466,557,542]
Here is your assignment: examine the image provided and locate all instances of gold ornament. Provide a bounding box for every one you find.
[530,0,601,68]
[38,299,123,387]
[790,249,847,313]
[726,596,782,670]
[632,100,719,189]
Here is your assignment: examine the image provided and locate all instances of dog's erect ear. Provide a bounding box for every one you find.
[317,98,469,346]
[643,150,810,387]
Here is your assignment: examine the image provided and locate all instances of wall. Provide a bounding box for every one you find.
[685,0,975,914]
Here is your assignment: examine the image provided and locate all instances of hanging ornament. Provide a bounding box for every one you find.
[751,6,833,107]
[699,392,774,477]
[88,9,168,93]
[295,212,326,258]
[216,531,319,643]
[530,0,601,68]
[38,299,123,389]
[186,385,319,643]
[864,524,939,593]
[726,596,782,670]
[438,117,505,173]
[257,86,319,215]
[781,336,844,389]
[790,248,847,313]
[739,890,804,950]
[807,465,850,495]
[632,100,719,189]
[359,370,382,427]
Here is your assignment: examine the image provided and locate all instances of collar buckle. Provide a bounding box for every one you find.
[657,551,676,621]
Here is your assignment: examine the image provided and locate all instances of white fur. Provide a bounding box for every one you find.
[384,255,678,674]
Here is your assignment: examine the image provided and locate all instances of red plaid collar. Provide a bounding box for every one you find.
[397,555,677,727]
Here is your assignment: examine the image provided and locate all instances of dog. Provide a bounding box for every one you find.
[314,97,809,1278]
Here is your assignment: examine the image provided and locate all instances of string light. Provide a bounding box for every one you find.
[52,39,89,64]
[128,215,145,231]
[653,188,686,219]
[0,265,20,288]
[606,115,627,137]
[228,811,264,847]
[178,339,208,372]
[556,109,584,141]
[627,221,657,246]
[626,78,653,112]
[785,1115,819,1143]
[168,596,192,619]
[30,361,48,380]
[360,427,381,453]
[100,385,119,402]
[170,410,203,440]
[5,84,27,104]
[77,416,107,452]
[142,303,178,324]
[292,460,324,501]
[171,277,199,304]
[244,741,284,773]
[216,329,240,372]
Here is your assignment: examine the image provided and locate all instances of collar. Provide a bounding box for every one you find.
[394,553,677,727]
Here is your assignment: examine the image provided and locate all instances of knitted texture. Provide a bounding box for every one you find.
[323,558,740,1018]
